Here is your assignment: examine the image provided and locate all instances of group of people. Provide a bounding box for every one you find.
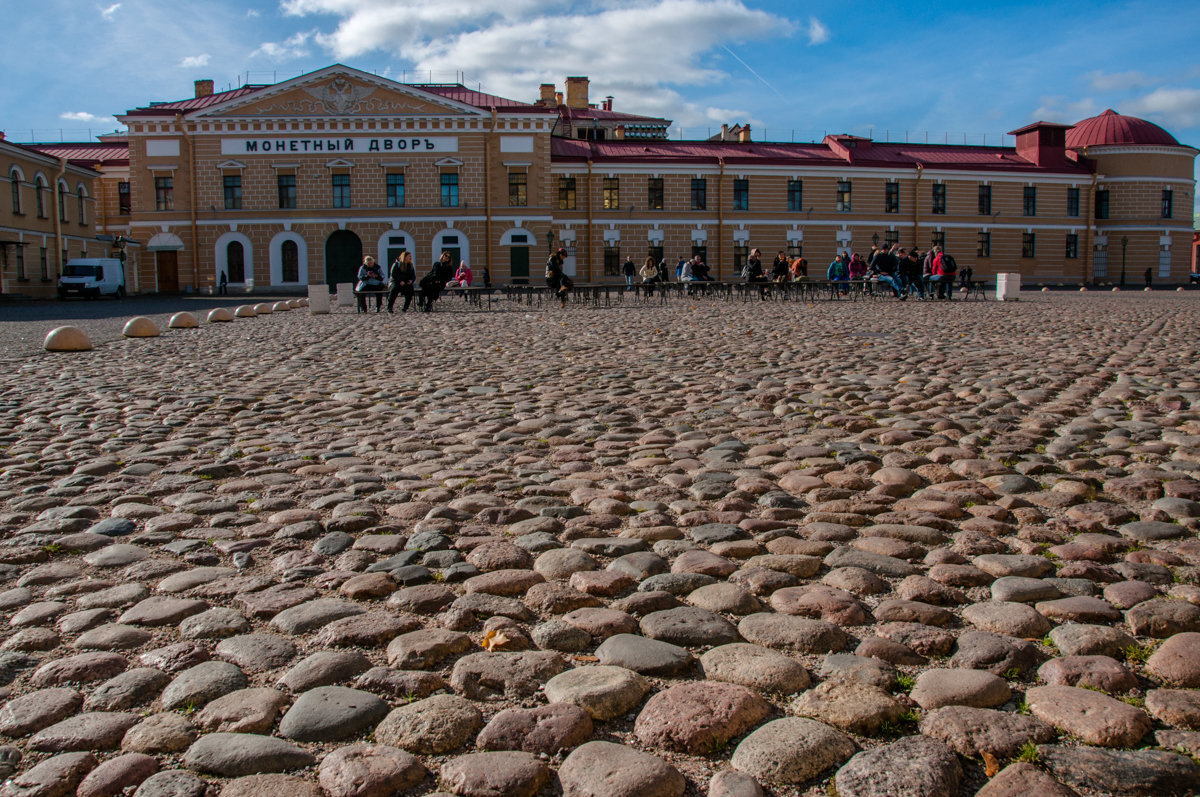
[356,252,487,313]
[826,244,970,300]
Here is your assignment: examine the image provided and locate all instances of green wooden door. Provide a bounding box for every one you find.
[325,230,363,289]
[509,247,530,284]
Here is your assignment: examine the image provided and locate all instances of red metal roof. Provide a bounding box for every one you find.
[27,141,129,167]
[124,86,268,116]
[414,85,556,113]
[552,138,1092,173]
[1065,109,1179,148]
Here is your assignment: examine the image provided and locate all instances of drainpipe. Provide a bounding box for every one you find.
[717,158,725,280]
[486,108,495,279]
[586,158,594,282]
[912,164,923,249]
[179,113,199,292]
[53,157,67,279]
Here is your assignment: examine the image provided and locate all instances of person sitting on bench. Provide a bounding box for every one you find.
[356,256,384,313]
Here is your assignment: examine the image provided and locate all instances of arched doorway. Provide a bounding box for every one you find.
[325,230,362,289]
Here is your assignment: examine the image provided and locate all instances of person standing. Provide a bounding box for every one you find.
[1145,267,1153,289]
[218,270,228,295]
[546,247,571,308]
[622,256,636,290]
[388,251,416,313]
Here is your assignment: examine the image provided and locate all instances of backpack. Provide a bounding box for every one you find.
[740,264,751,279]
[940,254,957,275]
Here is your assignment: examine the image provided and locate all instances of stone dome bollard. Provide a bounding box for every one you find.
[122,317,160,337]
[169,312,199,328]
[207,308,234,323]
[287,299,301,309]
[234,305,258,318]
[298,298,309,307]
[272,301,291,312]
[44,326,93,351]
[254,303,273,314]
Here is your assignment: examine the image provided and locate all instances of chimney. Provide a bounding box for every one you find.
[614,125,625,140]
[539,83,556,106]
[603,96,614,112]
[565,76,590,110]
[555,92,563,106]
[721,124,729,140]
[194,79,214,98]
[1008,121,1071,168]
[0,131,5,141]
[738,123,752,143]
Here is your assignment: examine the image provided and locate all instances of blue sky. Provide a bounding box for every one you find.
[3,0,1198,215]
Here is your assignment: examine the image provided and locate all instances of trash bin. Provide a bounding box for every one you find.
[996,273,1021,301]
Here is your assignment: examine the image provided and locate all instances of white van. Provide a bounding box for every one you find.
[58,258,125,299]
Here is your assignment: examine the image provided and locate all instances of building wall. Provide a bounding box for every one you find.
[0,141,100,297]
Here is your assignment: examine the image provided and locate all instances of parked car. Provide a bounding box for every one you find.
[58,258,125,299]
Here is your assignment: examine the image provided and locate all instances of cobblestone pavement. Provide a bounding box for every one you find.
[0,294,301,361]
[2,293,1200,797]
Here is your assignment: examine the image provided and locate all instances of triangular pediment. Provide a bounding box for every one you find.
[195,65,486,119]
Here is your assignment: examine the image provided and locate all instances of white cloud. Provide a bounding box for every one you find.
[179,54,211,68]
[246,8,260,17]
[1126,87,1200,128]
[1031,96,1098,123]
[1085,70,1158,92]
[99,3,120,20]
[252,30,315,60]
[60,111,117,124]
[280,0,794,126]
[807,16,829,45]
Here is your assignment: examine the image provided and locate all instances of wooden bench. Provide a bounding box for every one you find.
[351,287,388,312]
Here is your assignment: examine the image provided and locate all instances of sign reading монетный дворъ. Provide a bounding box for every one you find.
[219,137,459,155]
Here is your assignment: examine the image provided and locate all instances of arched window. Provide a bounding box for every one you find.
[76,185,87,226]
[281,240,299,282]
[9,169,20,214]
[58,182,69,223]
[227,241,245,283]
[35,176,47,218]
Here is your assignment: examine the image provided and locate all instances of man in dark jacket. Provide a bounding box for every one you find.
[546,247,570,307]
[419,251,454,312]
[870,245,903,298]
[898,249,924,299]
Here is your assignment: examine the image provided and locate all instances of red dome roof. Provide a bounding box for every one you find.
[1066,109,1179,148]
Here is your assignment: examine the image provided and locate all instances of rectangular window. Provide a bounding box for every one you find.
[931,231,945,250]
[277,175,296,209]
[932,183,946,214]
[118,181,131,214]
[733,179,749,211]
[690,178,706,211]
[1094,189,1109,219]
[1022,232,1036,258]
[154,176,173,211]
[1094,247,1108,277]
[648,245,663,267]
[222,175,242,210]
[386,173,405,208]
[440,173,458,207]
[733,244,748,274]
[885,230,900,247]
[977,231,991,258]
[603,245,620,276]
[648,178,664,210]
[978,184,992,215]
[787,243,803,260]
[1066,233,1079,259]
[1023,186,1037,216]
[58,185,68,222]
[885,182,900,214]
[9,173,20,214]
[787,179,803,212]
[40,247,48,280]
[508,172,527,207]
[558,177,576,210]
[1159,246,1171,278]
[837,180,852,212]
[15,245,25,280]
[1067,187,1080,217]
[332,174,351,208]
[1163,189,1173,219]
[691,245,707,265]
[602,177,619,210]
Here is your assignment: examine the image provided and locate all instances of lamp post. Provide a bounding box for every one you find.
[546,230,555,254]
[1121,235,1128,288]
[872,233,880,250]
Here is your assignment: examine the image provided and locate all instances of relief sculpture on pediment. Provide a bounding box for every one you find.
[237,75,462,117]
